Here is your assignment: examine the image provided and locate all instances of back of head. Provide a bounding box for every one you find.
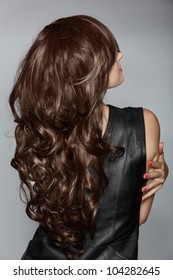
[9,15,121,259]
[10,15,119,126]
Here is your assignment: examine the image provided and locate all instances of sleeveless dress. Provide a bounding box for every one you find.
[22,105,146,260]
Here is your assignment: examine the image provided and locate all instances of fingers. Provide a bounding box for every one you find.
[141,181,165,202]
[159,142,164,155]
[141,141,167,202]
[147,161,163,169]
[147,142,165,170]
[141,176,164,201]
[143,170,164,180]
[142,184,163,201]
[142,185,162,201]
[148,152,165,167]
[142,177,164,192]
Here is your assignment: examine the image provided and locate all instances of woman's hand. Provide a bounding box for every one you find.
[142,142,169,201]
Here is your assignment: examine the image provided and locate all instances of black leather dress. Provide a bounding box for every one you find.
[22,105,146,260]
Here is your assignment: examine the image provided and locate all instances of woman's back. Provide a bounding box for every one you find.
[22,105,146,260]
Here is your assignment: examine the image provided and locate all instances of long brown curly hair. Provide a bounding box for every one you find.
[9,15,124,259]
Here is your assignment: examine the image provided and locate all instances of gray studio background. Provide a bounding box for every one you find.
[0,0,172,259]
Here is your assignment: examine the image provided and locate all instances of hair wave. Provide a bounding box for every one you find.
[9,15,124,259]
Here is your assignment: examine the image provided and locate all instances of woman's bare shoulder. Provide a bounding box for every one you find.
[143,108,160,126]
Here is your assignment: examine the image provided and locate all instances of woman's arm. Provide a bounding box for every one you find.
[142,142,169,201]
[139,109,160,225]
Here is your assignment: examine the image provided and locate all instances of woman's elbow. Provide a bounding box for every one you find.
[139,210,150,225]
[139,196,154,225]
[140,212,150,225]
[140,216,148,225]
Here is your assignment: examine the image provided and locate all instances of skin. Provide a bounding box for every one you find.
[142,142,168,201]
[140,109,160,224]
[108,51,124,88]
[103,51,168,225]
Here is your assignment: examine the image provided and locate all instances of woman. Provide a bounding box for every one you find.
[9,15,168,260]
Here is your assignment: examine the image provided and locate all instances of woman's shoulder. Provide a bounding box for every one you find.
[107,104,160,133]
[143,108,159,126]
[109,105,159,124]
[143,108,160,143]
